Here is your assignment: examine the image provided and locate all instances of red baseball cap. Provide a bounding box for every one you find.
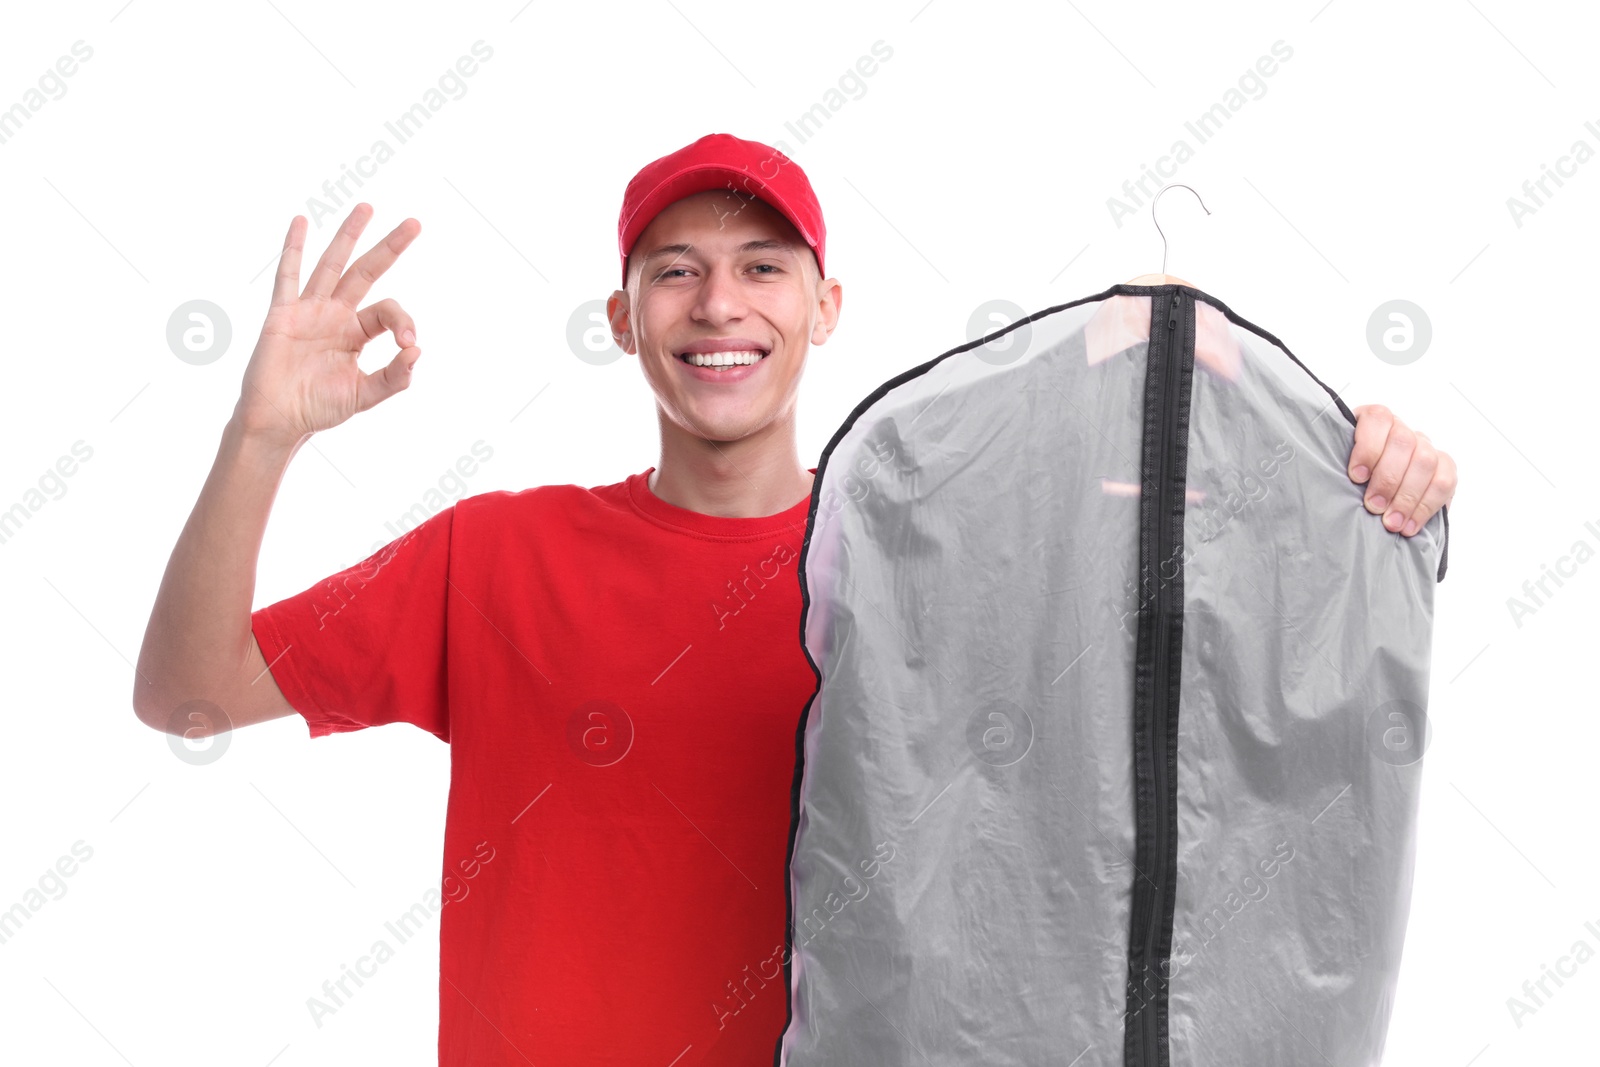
[617,132,826,288]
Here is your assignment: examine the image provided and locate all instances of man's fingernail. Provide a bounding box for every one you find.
[1351,465,1369,482]
[1385,510,1403,530]
[402,329,416,345]
[1402,518,1418,536]
[1367,495,1386,512]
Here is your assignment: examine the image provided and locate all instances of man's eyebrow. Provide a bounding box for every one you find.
[640,243,692,263]
[640,239,797,263]
[734,238,797,255]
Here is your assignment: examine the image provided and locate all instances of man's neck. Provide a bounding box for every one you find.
[649,419,814,518]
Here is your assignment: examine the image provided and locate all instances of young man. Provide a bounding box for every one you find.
[132,133,1457,1065]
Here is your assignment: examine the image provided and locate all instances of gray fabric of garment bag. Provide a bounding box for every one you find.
[774,282,1448,1067]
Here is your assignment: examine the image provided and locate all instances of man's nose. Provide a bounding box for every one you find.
[692,262,748,322]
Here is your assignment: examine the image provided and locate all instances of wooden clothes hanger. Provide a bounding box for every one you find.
[1089,182,1240,381]
[1125,183,1210,288]
[1094,182,1237,503]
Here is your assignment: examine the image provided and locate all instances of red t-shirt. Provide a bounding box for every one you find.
[251,467,817,1065]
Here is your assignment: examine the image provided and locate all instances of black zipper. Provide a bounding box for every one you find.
[1125,287,1191,1067]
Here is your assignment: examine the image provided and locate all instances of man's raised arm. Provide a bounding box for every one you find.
[133,204,423,735]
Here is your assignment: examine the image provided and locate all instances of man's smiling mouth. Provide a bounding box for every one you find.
[675,349,768,369]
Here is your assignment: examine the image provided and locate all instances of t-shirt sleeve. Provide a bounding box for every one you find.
[250,505,455,742]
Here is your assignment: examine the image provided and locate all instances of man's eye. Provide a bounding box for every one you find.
[657,268,690,279]
[750,263,780,274]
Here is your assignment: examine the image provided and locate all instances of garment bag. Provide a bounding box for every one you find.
[775,281,1447,1067]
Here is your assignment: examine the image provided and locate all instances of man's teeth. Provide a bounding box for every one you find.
[679,349,766,367]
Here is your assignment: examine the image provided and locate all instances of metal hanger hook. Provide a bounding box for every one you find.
[1151,184,1211,275]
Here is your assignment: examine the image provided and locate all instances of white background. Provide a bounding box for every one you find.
[0,0,1594,1064]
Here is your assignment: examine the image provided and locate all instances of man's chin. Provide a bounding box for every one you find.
[692,424,758,446]
[672,396,767,432]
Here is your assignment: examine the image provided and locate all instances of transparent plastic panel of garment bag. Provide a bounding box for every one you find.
[1164,299,1441,1067]
[783,293,1149,1066]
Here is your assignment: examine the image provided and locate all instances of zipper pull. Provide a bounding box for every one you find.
[1168,292,1179,329]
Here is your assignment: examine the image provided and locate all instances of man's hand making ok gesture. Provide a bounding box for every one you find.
[234,203,423,449]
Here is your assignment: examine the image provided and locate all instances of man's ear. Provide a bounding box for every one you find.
[811,276,842,347]
[608,290,636,355]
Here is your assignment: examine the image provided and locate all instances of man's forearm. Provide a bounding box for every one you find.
[133,409,304,725]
